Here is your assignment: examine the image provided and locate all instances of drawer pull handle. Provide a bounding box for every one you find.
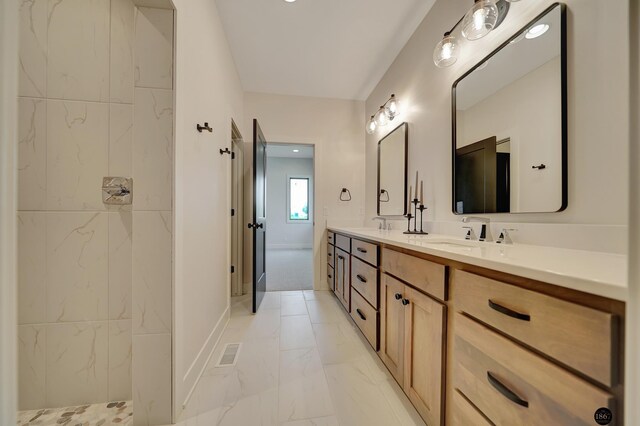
[328,274,332,279]
[356,274,367,283]
[356,308,367,321]
[487,372,529,408]
[395,293,402,300]
[356,247,368,253]
[328,253,332,257]
[402,299,410,306]
[338,255,344,260]
[488,300,531,322]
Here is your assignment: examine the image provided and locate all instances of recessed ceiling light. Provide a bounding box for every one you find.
[284,0,296,3]
[525,24,549,39]
[292,149,300,153]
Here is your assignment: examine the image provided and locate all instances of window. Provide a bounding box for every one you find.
[288,177,310,221]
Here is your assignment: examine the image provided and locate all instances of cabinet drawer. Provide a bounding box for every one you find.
[453,314,614,426]
[327,245,334,268]
[453,270,616,387]
[351,238,379,267]
[328,231,335,245]
[327,265,334,290]
[451,390,491,426]
[351,256,378,309]
[335,234,351,253]
[382,248,446,301]
[350,287,378,350]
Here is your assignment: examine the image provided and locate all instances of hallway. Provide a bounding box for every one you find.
[171,291,424,425]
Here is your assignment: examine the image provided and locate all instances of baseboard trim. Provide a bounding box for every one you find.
[180,305,230,410]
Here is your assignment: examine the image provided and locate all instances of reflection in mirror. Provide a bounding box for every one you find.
[378,122,408,216]
[453,3,566,214]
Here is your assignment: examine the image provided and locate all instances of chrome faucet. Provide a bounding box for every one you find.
[462,216,492,242]
[372,217,387,230]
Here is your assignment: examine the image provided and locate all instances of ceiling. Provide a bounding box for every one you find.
[215,0,435,100]
[267,144,314,158]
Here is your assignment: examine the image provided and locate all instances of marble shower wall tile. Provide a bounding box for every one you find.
[18,97,47,210]
[133,88,173,211]
[47,0,110,102]
[18,0,47,97]
[46,212,108,322]
[134,7,173,89]
[18,325,46,410]
[110,0,135,103]
[46,321,109,407]
[132,211,172,334]
[133,333,171,426]
[17,212,46,325]
[109,320,132,401]
[109,211,132,320]
[46,100,109,210]
[109,103,134,178]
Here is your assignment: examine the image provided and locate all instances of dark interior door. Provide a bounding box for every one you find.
[455,136,497,213]
[251,119,267,313]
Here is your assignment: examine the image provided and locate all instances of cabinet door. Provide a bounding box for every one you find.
[379,273,405,384]
[335,249,350,311]
[404,287,445,426]
[334,252,343,299]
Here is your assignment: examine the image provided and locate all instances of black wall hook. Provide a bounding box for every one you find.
[532,164,546,170]
[339,188,352,201]
[220,148,232,156]
[197,122,213,133]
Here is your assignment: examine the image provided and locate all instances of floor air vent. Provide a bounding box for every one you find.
[216,343,242,367]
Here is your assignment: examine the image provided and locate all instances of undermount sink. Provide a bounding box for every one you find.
[423,239,481,249]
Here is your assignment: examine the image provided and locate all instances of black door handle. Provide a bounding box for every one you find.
[247,223,264,229]
[488,300,531,322]
[487,372,529,408]
[356,247,368,253]
[402,299,410,306]
[356,274,367,283]
[395,293,402,300]
[356,308,366,321]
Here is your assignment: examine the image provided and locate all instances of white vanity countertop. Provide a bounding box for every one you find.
[328,227,628,302]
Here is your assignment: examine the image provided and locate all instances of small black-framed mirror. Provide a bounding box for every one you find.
[377,122,408,216]
[452,3,567,215]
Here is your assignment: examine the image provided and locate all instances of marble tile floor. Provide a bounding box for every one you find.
[17,401,132,425]
[171,291,425,426]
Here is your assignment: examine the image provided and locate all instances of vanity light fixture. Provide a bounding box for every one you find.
[525,23,549,39]
[284,0,297,3]
[433,32,459,68]
[433,0,510,67]
[374,105,389,127]
[384,94,401,120]
[366,115,377,134]
[292,149,300,153]
[461,0,499,40]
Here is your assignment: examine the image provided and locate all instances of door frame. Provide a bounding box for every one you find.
[230,120,244,296]
[0,0,18,422]
[264,142,316,289]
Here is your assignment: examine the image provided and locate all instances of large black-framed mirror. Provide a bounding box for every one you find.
[377,122,408,216]
[452,3,567,215]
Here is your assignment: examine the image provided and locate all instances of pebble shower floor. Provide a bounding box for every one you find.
[17,401,132,425]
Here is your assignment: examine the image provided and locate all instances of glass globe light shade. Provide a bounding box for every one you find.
[374,107,388,127]
[384,94,401,120]
[433,33,459,67]
[461,0,499,41]
[366,116,377,134]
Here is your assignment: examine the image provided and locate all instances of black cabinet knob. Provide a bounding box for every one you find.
[394,293,402,300]
[402,299,410,306]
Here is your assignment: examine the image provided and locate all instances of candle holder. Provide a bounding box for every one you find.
[403,200,428,235]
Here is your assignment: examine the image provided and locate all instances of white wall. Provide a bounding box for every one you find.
[244,92,365,291]
[458,57,562,212]
[0,0,18,422]
[266,156,314,249]
[365,0,630,253]
[172,0,244,421]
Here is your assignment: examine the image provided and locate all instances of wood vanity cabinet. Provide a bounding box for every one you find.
[380,273,445,426]
[327,232,335,290]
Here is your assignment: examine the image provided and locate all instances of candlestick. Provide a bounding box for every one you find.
[408,186,412,212]
[420,180,424,204]
[414,171,418,197]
